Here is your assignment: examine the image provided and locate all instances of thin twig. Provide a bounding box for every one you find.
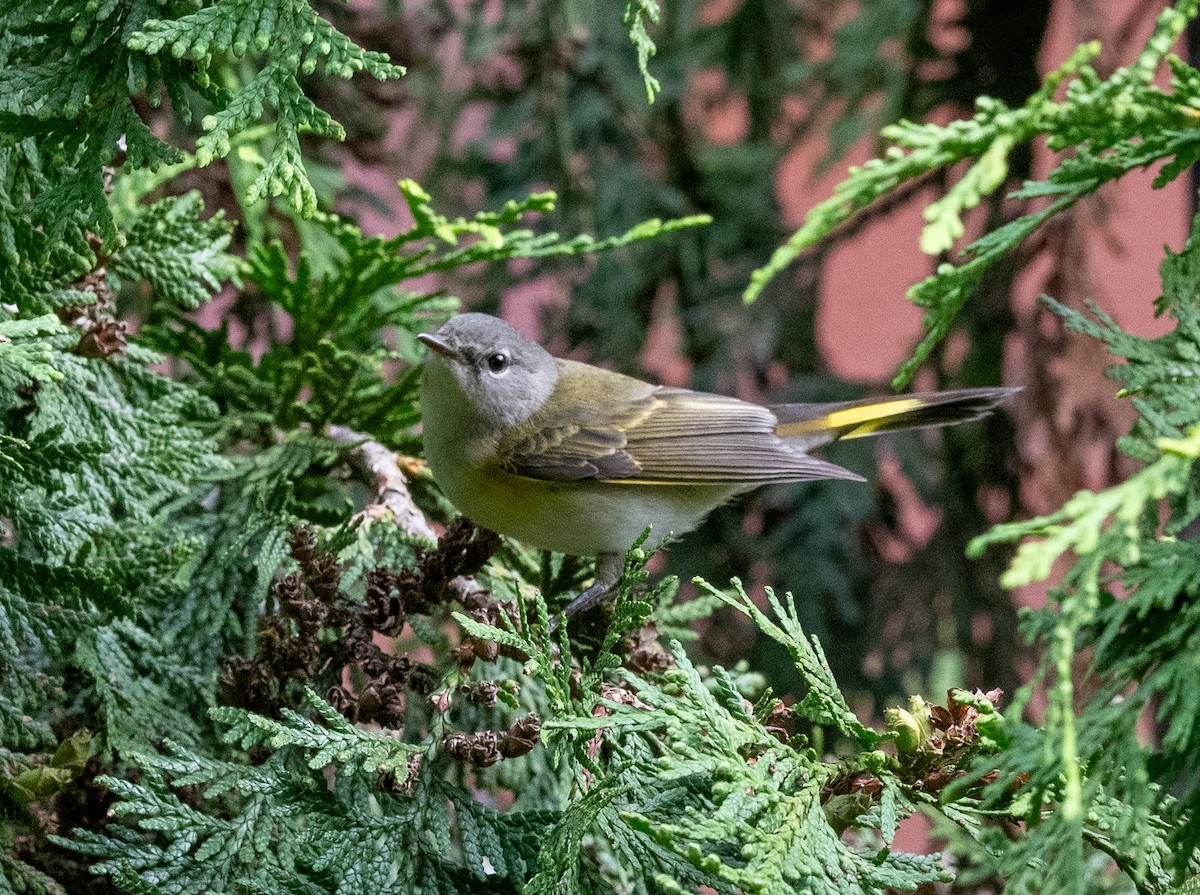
[327,424,438,542]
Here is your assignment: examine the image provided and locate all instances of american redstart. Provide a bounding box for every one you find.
[418,313,1017,619]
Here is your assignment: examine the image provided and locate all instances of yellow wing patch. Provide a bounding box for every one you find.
[775,398,925,440]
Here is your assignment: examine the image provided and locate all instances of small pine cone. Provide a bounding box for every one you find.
[379,753,422,794]
[326,685,355,720]
[351,640,386,678]
[498,713,541,758]
[355,685,384,723]
[412,518,498,609]
[462,527,501,573]
[396,567,432,616]
[307,554,342,606]
[459,586,500,624]
[219,656,275,714]
[378,654,413,689]
[407,663,439,695]
[624,624,672,675]
[764,702,798,743]
[288,526,319,570]
[74,320,128,359]
[471,638,499,664]
[273,572,306,610]
[468,731,501,768]
[347,629,379,665]
[443,732,472,763]
[294,598,331,639]
[440,520,501,578]
[254,617,288,665]
[451,641,478,669]
[356,683,406,729]
[461,680,499,706]
[377,687,406,729]
[278,638,321,679]
[363,568,405,634]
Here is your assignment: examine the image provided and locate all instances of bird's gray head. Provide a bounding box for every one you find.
[418,313,558,430]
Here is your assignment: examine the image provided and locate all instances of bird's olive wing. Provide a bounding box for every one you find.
[498,385,862,485]
[498,414,644,480]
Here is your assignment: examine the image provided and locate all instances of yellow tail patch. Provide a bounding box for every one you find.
[776,398,925,440]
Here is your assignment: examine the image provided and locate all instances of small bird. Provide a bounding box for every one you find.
[418,313,1017,619]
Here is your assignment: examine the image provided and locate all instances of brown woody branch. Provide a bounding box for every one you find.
[327,424,438,542]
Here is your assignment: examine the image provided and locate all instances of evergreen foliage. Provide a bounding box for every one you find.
[963,220,1200,888]
[3,0,1200,893]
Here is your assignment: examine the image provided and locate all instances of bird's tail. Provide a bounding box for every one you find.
[772,387,1019,451]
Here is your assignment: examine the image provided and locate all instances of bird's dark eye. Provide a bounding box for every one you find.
[487,352,509,373]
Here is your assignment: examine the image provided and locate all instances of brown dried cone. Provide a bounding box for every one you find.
[327,682,406,728]
[288,526,319,570]
[59,266,129,359]
[442,714,541,767]
[763,702,798,744]
[443,731,500,768]
[74,320,128,359]
[360,519,501,633]
[460,680,499,706]
[623,622,672,675]
[498,713,541,759]
[218,655,276,715]
[222,522,514,756]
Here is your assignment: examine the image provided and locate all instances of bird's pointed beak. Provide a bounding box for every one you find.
[418,332,459,360]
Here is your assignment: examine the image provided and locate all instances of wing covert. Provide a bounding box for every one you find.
[495,368,862,486]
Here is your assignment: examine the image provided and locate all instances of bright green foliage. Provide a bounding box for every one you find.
[479,579,953,895]
[142,181,706,438]
[111,192,241,312]
[67,549,972,894]
[748,0,1200,389]
[962,216,1200,890]
[66,687,535,893]
[695,578,881,746]
[623,0,661,103]
[587,601,943,895]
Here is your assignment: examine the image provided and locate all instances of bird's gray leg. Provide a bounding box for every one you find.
[552,552,624,628]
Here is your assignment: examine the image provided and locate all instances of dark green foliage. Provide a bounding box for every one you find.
[0,300,224,755]
[0,0,400,325]
[0,192,235,893]
[111,192,240,312]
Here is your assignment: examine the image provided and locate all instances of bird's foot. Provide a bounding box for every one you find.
[548,552,623,633]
